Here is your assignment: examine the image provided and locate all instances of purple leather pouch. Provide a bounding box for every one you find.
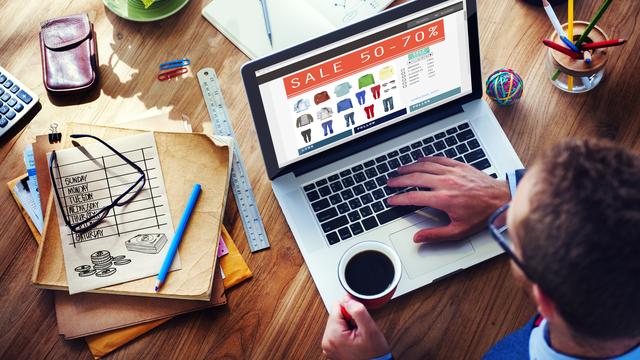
[39,14,98,93]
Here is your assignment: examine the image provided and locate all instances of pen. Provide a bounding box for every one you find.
[259,0,273,47]
[542,39,583,59]
[155,183,202,292]
[340,305,357,330]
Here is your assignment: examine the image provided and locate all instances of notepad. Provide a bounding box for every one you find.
[48,132,179,294]
[202,0,393,59]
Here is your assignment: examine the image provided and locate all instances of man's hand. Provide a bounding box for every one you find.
[322,298,390,360]
[387,156,510,243]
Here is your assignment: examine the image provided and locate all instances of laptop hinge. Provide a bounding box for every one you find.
[291,104,464,178]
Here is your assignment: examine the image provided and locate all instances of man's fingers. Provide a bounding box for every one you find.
[413,224,467,243]
[342,299,377,333]
[329,303,343,320]
[387,173,441,189]
[387,191,446,209]
[418,156,466,167]
[327,302,349,331]
[397,161,450,175]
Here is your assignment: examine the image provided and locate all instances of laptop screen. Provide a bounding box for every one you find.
[254,0,472,168]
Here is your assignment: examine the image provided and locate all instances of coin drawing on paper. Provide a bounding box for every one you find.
[74,250,132,278]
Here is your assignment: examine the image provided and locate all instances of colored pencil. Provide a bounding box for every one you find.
[543,39,583,59]
[583,50,593,64]
[567,0,574,90]
[581,39,627,50]
[575,0,614,47]
[561,36,580,53]
[155,183,202,292]
[542,0,567,38]
[340,305,357,330]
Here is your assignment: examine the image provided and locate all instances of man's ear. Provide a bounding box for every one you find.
[532,284,557,320]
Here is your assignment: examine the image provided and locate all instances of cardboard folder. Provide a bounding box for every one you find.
[32,123,232,300]
[55,265,227,339]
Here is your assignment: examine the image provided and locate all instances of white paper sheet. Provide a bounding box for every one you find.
[23,145,43,229]
[202,0,393,59]
[13,179,43,234]
[306,0,393,27]
[48,133,179,294]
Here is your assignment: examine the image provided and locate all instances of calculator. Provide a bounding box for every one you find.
[0,65,39,139]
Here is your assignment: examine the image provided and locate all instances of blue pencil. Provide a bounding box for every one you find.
[560,36,581,53]
[155,183,202,292]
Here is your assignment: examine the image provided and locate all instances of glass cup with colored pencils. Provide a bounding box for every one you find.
[546,21,609,93]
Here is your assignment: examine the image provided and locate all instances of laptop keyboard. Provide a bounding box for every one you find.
[302,122,497,246]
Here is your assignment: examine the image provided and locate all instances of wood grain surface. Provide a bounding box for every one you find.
[1,0,638,359]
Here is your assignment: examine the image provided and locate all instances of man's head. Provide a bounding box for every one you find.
[507,138,640,341]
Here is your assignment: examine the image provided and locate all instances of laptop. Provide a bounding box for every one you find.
[241,0,523,310]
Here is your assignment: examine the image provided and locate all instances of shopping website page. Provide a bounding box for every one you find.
[256,1,472,168]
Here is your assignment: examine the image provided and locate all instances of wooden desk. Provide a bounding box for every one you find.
[0,0,638,358]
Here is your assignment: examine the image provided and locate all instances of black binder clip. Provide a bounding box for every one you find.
[48,123,62,144]
[20,176,30,191]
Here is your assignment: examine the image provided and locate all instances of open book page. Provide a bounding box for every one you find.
[48,132,178,294]
[305,0,395,27]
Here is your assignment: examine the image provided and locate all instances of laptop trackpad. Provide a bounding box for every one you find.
[390,221,476,280]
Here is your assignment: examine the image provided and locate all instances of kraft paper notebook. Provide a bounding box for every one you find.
[32,123,232,300]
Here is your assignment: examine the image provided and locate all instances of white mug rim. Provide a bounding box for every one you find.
[338,241,402,300]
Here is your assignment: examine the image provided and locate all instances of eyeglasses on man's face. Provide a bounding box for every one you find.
[487,173,538,282]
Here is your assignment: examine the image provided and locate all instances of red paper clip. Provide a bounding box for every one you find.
[157,67,188,81]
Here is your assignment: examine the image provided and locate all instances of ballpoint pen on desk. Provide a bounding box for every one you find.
[155,183,202,292]
[259,0,273,47]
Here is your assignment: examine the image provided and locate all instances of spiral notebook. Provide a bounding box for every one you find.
[202,0,394,59]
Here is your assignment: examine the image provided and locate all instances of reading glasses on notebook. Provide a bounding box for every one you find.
[49,134,146,234]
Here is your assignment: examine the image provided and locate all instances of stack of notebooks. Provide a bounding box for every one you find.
[8,112,253,358]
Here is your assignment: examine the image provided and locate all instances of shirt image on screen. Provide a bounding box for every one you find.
[256,0,472,168]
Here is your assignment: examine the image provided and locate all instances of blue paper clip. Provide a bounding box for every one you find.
[159,58,191,71]
[158,67,188,81]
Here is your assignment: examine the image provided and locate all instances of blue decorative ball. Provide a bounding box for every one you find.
[485,68,524,106]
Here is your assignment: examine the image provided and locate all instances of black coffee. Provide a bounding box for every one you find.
[345,250,395,296]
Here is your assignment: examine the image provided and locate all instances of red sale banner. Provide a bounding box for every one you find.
[283,19,445,98]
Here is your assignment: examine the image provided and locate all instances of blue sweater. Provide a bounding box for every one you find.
[483,316,538,359]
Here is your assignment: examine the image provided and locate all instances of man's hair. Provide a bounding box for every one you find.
[517,138,640,340]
